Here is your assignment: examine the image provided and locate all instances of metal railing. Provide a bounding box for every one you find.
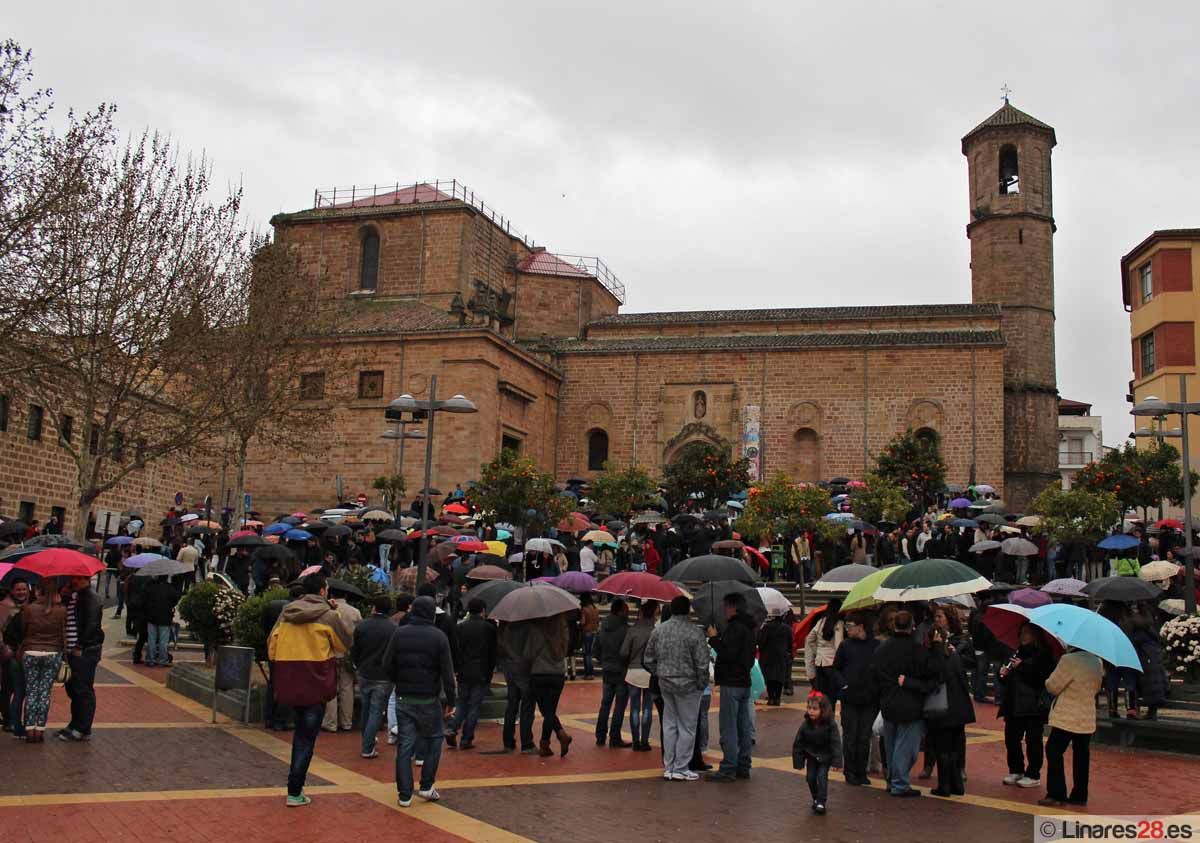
[535,254,626,304]
[1060,450,1094,466]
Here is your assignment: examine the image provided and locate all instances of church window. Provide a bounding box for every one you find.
[1140,332,1156,376]
[359,228,380,290]
[792,428,820,484]
[1139,262,1153,304]
[587,429,609,471]
[358,370,385,400]
[300,371,326,401]
[915,427,938,450]
[999,144,1019,195]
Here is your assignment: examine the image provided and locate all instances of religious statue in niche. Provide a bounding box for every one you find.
[693,390,707,420]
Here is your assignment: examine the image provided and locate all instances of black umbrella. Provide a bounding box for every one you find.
[377,529,408,543]
[417,488,443,497]
[692,580,767,629]
[664,554,760,585]
[465,579,530,612]
[0,545,44,563]
[0,521,28,539]
[829,477,851,485]
[876,521,899,533]
[22,534,83,550]
[253,544,296,564]
[1082,576,1161,602]
[0,567,41,588]
[324,524,352,538]
[186,525,218,536]
[671,513,700,525]
[702,510,729,521]
[474,554,511,569]
[227,534,267,549]
[303,521,330,533]
[327,578,365,599]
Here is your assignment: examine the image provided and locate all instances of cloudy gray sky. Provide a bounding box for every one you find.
[11,2,1200,445]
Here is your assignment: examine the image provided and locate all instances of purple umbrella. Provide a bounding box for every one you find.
[125,552,170,569]
[1041,578,1088,598]
[1010,587,1052,608]
[554,571,599,594]
[949,497,973,509]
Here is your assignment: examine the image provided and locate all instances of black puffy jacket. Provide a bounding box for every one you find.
[832,636,879,706]
[384,597,456,708]
[997,644,1053,721]
[594,612,629,678]
[711,611,757,688]
[455,615,498,686]
[72,587,105,650]
[871,633,940,723]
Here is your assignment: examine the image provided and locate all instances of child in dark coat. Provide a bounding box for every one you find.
[792,692,843,814]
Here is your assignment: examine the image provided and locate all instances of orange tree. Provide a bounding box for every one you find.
[737,474,841,542]
[589,462,658,518]
[661,442,750,510]
[470,448,573,535]
[1075,441,1198,522]
[875,429,947,511]
[848,472,910,526]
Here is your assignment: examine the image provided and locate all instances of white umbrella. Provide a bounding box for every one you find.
[526,538,565,554]
[1001,537,1039,556]
[755,586,793,616]
[970,540,1001,553]
[179,513,199,523]
[1139,560,1181,582]
[1016,515,1042,528]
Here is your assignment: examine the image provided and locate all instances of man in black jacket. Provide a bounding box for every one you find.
[385,596,456,807]
[871,609,941,797]
[705,593,757,782]
[354,595,396,758]
[59,575,105,742]
[444,598,497,750]
[592,598,630,747]
[143,576,179,667]
[832,612,880,785]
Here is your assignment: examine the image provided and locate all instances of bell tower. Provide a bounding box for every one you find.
[963,99,1059,509]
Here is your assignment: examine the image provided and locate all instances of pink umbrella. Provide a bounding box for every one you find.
[231,529,258,540]
[299,564,323,577]
[291,511,308,519]
[0,562,13,582]
[1010,587,1052,608]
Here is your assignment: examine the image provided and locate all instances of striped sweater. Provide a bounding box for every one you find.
[268,595,353,707]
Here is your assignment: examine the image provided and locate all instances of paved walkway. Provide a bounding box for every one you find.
[2,618,1196,841]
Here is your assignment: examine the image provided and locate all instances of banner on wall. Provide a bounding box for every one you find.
[742,405,762,482]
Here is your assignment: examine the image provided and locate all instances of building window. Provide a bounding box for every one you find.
[587,429,609,471]
[359,229,380,291]
[502,434,522,454]
[88,423,99,455]
[18,501,34,524]
[1141,332,1156,376]
[915,427,939,450]
[110,431,125,462]
[999,144,1019,194]
[59,415,74,446]
[1140,262,1153,304]
[27,404,43,441]
[358,371,385,400]
[299,372,326,401]
[0,394,8,432]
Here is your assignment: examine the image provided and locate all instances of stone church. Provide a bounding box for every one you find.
[235,101,1060,514]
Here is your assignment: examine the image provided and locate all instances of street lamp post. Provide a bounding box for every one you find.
[1133,374,1200,613]
[388,376,477,587]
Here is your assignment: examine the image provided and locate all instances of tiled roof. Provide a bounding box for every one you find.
[332,298,459,335]
[330,183,454,209]
[516,250,593,278]
[589,303,999,327]
[539,329,1004,356]
[1119,229,1200,307]
[962,102,1056,147]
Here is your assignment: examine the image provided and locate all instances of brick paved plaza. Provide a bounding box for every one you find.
[0,613,1193,843]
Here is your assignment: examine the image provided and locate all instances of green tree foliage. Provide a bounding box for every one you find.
[1075,441,1199,519]
[737,475,842,542]
[875,429,947,511]
[472,448,573,534]
[1030,485,1119,545]
[371,474,407,513]
[589,463,658,518]
[233,586,289,660]
[848,472,910,526]
[661,442,750,510]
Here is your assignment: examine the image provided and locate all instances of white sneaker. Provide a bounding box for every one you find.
[671,770,700,781]
[1002,773,1021,785]
[397,795,412,807]
[387,729,398,746]
[663,770,672,780]
[418,787,440,802]
[415,758,424,767]
[1017,776,1040,788]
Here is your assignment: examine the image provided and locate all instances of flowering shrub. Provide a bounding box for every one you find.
[179,581,245,656]
[1161,615,1200,676]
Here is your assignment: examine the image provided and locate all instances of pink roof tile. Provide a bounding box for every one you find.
[331,183,454,209]
[516,249,593,278]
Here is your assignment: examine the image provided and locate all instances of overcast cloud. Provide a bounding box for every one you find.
[11,2,1200,446]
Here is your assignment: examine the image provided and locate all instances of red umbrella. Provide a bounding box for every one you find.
[466,564,512,581]
[444,503,469,515]
[743,546,771,573]
[15,548,104,578]
[792,604,828,650]
[231,529,258,540]
[558,512,596,532]
[595,571,683,602]
[454,540,490,553]
[1154,518,1184,530]
[982,604,1064,658]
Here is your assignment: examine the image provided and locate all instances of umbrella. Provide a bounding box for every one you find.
[323,524,351,538]
[377,529,407,543]
[328,578,366,599]
[1016,515,1042,528]
[976,513,1007,526]
[1097,534,1139,551]
[454,539,490,553]
[125,552,170,569]
[663,554,759,585]
[16,548,105,578]
[186,525,218,537]
[253,544,295,564]
[466,564,513,581]
[873,558,992,602]
[671,513,700,525]
[875,520,899,533]
[281,516,303,526]
[284,529,313,541]
[0,562,12,582]
[483,540,508,557]
[133,536,163,549]
[464,579,529,612]
[582,530,615,544]
[443,503,469,515]
[1001,537,1039,557]
[824,512,854,521]
[1041,578,1088,598]
[554,571,599,593]
[756,586,793,616]
[693,580,767,628]
[947,518,978,529]
[811,563,876,593]
[227,534,267,549]
[1160,598,1187,617]
[301,521,329,533]
[179,513,199,523]
[230,529,257,540]
[711,539,746,552]
[1026,604,1142,670]
[1010,587,1053,608]
[948,497,973,508]
[980,604,1062,657]
[1140,560,1182,582]
[998,525,1022,535]
[496,529,513,541]
[106,536,134,546]
[491,583,580,622]
[263,523,289,536]
[0,520,29,538]
[396,565,438,590]
[935,593,976,608]
[595,571,683,602]
[1082,576,1161,602]
[743,545,771,574]
[362,509,394,521]
[631,511,667,525]
[841,565,901,611]
[134,558,195,578]
[970,540,1001,553]
[1154,518,1184,530]
[22,534,82,550]
[974,484,995,494]
[299,564,324,577]
[417,488,443,497]
[525,538,565,554]
[558,513,596,532]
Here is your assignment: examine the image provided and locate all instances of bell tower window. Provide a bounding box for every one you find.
[999,144,1019,195]
[359,228,380,290]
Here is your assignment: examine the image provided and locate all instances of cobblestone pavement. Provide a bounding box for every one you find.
[2,619,1198,842]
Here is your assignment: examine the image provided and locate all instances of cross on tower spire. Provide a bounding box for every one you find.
[1001,83,1012,104]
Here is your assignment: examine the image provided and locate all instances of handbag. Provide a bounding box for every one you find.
[923,682,949,716]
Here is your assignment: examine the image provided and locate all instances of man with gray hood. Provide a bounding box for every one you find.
[385,595,456,807]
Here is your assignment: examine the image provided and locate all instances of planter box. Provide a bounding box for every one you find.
[166,662,267,723]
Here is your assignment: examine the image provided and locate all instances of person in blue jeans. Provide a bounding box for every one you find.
[620,601,658,751]
[592,599,630,747]
[385,596,456,806]
[352,595,397,758]
[445,599,497,750]
[706,593,758,782]
[142,576,179,667]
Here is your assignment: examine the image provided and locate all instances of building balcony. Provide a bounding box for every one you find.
[1058,450,1094,469]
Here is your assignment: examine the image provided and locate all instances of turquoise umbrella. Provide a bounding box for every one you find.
[1026,604,1142,671]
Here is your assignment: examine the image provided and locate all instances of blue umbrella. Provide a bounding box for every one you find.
[105,536,135,546]
[284,529,313,541]
[125,552,170,569]
[1026,604,1142,671]
[263,523,290,536]
[1097,534,1139,551]
[823,512,854,521]
[948,518,979,528]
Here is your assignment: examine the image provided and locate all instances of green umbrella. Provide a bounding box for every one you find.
[841,565,901,612]
[873,558,992,602]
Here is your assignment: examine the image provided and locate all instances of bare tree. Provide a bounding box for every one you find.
[8,130,251,540]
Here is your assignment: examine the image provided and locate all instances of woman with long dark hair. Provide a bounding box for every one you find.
[523,612,573,757]
[998,623,1053,789]
[805,597,844,701]
[12,581,67,743]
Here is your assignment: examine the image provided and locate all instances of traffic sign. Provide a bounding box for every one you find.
[174,491,184,507]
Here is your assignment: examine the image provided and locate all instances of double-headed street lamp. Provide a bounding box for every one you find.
[1132,373,1200,613]
[388,376,477,587]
